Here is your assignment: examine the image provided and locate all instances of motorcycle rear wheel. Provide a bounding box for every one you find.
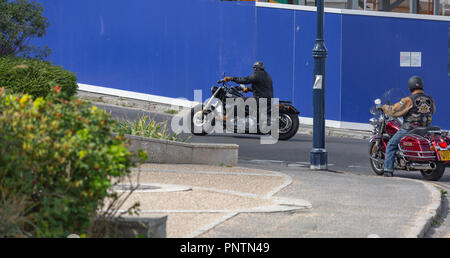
[420,162,445,181]
[369,141,385,176]
[278,112,300,141]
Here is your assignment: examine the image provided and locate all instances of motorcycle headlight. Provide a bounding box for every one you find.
[369,118,378,126]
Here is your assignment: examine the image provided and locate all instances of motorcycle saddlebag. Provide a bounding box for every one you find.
[399,135,435,161]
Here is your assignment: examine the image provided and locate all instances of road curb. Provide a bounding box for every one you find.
[297,127,371,140]
[405,180,443,238]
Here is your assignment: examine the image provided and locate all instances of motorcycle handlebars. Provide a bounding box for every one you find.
[216,79,244,91]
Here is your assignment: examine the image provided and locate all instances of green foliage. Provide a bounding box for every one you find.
[0,56,78,98]
[113,115,190,142]
[0,0,51,59]
[165,109,179,115]
[0,87,145,237]
[0,187,35,238]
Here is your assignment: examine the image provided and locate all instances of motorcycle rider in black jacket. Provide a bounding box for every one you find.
[223,61,274,99]
[221,61,274,125]
[381,76,436,177]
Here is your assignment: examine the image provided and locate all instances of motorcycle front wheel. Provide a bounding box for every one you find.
[190,104,215,136]
[420,162,445,181]
[369,141,385,176]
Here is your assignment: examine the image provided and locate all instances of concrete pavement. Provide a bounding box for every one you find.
[118,163,442,238]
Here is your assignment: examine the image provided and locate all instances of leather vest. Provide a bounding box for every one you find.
[402,93,434,130]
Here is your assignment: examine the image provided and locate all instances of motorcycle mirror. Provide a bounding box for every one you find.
[374,99,381,105]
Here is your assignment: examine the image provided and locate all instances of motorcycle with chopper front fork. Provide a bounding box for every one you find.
[369,98,450,181]
[189,78,300,141]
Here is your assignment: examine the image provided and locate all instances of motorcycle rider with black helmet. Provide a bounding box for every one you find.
[222,61,274,99]
[381,76,436,177]
[221,61,274,126]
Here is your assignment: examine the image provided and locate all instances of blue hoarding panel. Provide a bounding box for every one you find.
[255,7,295,103]
[341,14,450,128]
[293,11,342,120]
[36,0,256,101]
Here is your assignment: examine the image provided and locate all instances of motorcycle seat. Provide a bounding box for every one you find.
[428,126,441,131]
[408,126,441,136]
[408,127,427,136]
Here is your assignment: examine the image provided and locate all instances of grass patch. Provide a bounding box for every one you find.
[165,109,179,115]
[113,115,190,142]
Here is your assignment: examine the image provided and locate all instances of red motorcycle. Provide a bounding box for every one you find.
[369,90,450,181]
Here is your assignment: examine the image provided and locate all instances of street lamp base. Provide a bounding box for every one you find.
[310,148,328,170]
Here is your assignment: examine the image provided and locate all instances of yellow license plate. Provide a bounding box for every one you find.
[439,150,450,161]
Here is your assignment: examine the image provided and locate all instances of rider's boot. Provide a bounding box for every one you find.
[383,171,394,177]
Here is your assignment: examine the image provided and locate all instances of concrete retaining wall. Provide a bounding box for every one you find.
[112,216,168,238]
[123,134,239,166]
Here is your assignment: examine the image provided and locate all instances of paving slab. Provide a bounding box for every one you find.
[129,170,286,196]
[131,213,231,238]
[121,190,275,211]
[116,163,310,238]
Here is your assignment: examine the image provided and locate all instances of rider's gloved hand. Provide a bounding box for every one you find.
[242,87,249,93]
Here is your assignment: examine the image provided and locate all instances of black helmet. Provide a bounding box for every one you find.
[253,61,265,70]
[408,76,424,92]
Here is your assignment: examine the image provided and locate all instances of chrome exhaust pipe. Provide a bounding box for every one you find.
[430,162,437,170]
[407,162,436,171]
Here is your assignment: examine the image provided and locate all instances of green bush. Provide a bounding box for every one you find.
[0,56,78,98]
[0,0,51,59]
[0,87,146,237]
